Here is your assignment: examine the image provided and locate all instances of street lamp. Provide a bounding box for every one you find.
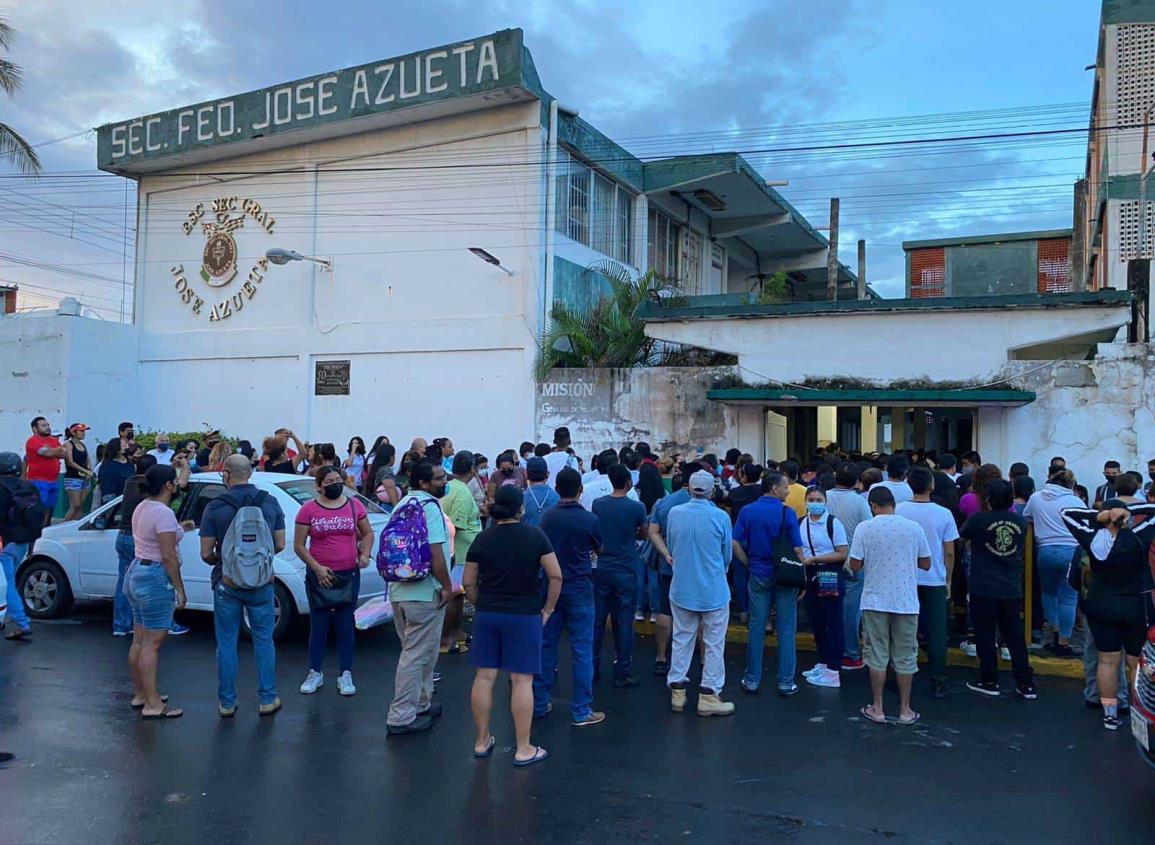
[265,248,332,272]
[468,247,514,276]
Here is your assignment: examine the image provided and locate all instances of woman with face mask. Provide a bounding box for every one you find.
[799,487,850,689]
[294,468,375,697]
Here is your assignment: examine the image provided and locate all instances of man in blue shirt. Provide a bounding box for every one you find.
[666,470,734,716]
[733,471,805,696]
[199,455,287,716]
[535,468,606,727]
[591,464,647,687]
[521,457,559,527]
[647,463,699,675]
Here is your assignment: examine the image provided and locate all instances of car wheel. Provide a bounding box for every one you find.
[241,580,297,642]
[18,558,74,619]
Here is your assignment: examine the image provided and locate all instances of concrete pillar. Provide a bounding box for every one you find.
[912,407,927,450]
[817,406,838,447]
[890,409,907,452]
[861,406,878,452]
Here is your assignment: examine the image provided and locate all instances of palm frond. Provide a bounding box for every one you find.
[0,123,40,174]
[0,18,14,51]
[0,59,22,95]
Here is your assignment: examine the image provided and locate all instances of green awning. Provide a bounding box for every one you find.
[706,388,1036,407]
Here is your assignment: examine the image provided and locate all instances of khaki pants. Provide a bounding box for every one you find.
[387,600,446,727]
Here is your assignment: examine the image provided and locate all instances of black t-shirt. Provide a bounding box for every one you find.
[961,510,1027,599]
[727,483,762,525]
[466,522,554,614]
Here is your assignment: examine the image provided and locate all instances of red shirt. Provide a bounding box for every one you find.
[25,435,62,482]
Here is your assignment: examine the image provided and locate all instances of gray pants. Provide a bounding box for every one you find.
[387,600,446,727]
[1083,633,1130,708]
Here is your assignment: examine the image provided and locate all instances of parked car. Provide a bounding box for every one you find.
[16,472,390,640]
[1133,628,1155,771]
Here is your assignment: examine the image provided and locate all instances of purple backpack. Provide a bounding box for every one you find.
[376,496,439,582]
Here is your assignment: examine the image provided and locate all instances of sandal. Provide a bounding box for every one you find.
[513,746,549,767]
[439,641,469,655]
[141,705,183,720]
[897,711,921,726]
[131,695,169,709]
[4,627,32,641]
[473,736,496,758]
[859,705,888,725]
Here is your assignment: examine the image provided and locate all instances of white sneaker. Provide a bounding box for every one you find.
[803,663,828,679]
[806,668,841,688]
[999,647,1011,662]
[337,671,357,697]
[649,613,657,623]
[634,611,645,622]
[299,670,324,695]
[960,640,977,658]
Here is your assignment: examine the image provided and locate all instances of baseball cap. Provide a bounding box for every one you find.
[68,423,90,433]
[526,456,548,482]
[689,469,714,494]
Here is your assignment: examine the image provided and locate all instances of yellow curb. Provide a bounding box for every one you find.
[632,620,1084,680]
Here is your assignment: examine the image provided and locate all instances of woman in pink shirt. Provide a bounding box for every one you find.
[294,467,374,697]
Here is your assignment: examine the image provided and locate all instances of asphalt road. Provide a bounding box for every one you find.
[1,603,1152,844]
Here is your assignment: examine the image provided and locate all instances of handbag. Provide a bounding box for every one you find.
[306,568,356,609]
[772,508,806,589]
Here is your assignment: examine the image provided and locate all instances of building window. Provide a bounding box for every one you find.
[1116,25,1155,128]
[1037,238,1071,293]
[682,228,704,295]
[909,247,945,298]
[555,148,633,264]
[647,208,678,277]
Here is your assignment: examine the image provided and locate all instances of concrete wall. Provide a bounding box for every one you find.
[0,314,139,451]
[536,367,763,460]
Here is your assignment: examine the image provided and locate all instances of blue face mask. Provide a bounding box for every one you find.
[806,502,826,516]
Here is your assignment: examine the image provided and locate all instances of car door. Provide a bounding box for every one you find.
[175,481,228,610]
[75,499,126,598]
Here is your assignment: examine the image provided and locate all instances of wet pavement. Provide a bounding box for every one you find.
[2,604,1153,844]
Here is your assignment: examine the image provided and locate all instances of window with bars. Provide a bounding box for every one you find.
[554,148,634,264]
[908,247,945,298]
[682,229,704,295]
[1037,238,1071,293]
[647,208,679,278]
[1116,25,1155,127]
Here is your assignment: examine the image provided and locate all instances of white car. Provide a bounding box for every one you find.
[16,472,390,640]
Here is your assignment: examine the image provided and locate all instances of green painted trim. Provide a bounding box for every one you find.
[640,290,1132,321]
[1102,0,1155,24]
[706,387,1036,404]
[903,229,1072,251]
[1105,172,1155,200]
[558,114,644,191]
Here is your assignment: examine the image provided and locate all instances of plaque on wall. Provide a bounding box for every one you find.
[315,360,350,395]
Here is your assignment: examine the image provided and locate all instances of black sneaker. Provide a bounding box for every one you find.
[966,680,1002,697]
[653,660,669,676]
[931,679,948,700]
[1050,643,1076,658]
[386,714,434,736]
[611,675,639,688]
[1103,713,1121,731]
[1014,684,1038,700]
[417,702,444,719]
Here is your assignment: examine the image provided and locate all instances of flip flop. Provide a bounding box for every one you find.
[860,705,888,725]
[141,706,183,720]
[897,711,921,726]
[473,736,496,758]
[131,695,169,709]
[5,628,32,641]
[513,746,548,768]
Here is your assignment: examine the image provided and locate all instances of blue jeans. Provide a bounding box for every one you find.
[842,570,864,660]
[635,564,661,614]
[1037,545,1079,639]
[214,582,278,708]
[744,573,798,691]
[113,533,135,634]
[593,568,637,681]
[731,557,750,614]
[1,541,30,630]
[308,568,360,673]
[534,591,595,721]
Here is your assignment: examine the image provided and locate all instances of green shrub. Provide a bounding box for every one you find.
[133,430,237,451]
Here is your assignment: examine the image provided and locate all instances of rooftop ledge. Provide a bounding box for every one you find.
[639,290,1133,322]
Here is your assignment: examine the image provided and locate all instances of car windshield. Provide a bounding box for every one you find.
[276,480,385,515]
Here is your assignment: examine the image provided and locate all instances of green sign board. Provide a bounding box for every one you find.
[97,29,525,172]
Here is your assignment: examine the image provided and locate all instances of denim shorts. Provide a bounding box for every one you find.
[63,477,90,493]
[125,560,175,631]
[471,611,543,675]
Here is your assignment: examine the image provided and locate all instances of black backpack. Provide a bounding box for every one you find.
[0,479,46,543]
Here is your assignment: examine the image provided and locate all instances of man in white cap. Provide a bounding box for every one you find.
[665,469,735,716]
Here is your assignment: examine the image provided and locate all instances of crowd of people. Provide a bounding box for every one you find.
[2,416,1155,765]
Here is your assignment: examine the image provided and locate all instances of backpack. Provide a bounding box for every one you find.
[0,480,46,544]
[377,496,440,582]
[220,491,276,589]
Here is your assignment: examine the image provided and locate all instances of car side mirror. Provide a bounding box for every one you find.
[92,516,107,530]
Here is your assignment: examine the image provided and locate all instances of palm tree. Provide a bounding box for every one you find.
[533,259,685,381]
[0,17,40,174]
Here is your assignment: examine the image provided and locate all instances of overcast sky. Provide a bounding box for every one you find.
[1,0,1102,313]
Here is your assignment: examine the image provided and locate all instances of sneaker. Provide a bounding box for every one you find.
[572,711,607,727]
[112,629,131,638]
[778,683,800,697]
[1103,713,1121,731]
[417,702,444,719]
[432,671,443,684]
[653,660,669,676]
[806,668,841,689]
[218,704,236,718]
[299,670,324,695]
[803,663,828,680]
[959,640,977,658]
[168,623,190,636]
[386,715,434,736]
[841,657,865,671]
[999,647,1011,662]
[670,688,687,712]
[697,692,736,717]
[258,697,282,716]
[739,680,758,695]
[966,680,1001,697]
[611,675,639,688]
[1050,643,1076,658]
[337,671,356,696]
[634,611,645,622]
[1015,684,1038,701]
[738,612,749,626]
[649,613,657,623]
[931,679,948,700]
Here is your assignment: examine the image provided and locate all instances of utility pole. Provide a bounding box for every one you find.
[1133,106,1152,341]
[826,197,840,301]
[857,239,866,299]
